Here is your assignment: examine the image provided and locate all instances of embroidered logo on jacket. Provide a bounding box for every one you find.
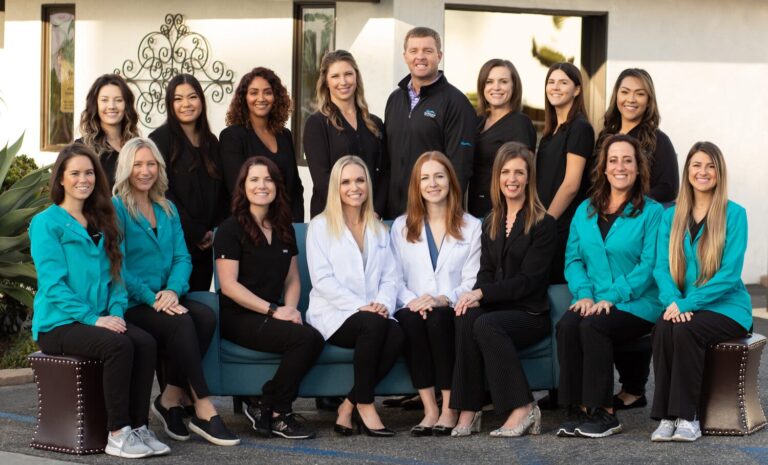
[423,109,437,118]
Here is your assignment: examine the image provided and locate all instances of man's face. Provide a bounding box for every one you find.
[403,36,442,82]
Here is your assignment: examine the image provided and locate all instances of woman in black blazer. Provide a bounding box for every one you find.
[149,74,226,291]
[450,141,557,438]
[303,50,387,218]
[220,67,304,222]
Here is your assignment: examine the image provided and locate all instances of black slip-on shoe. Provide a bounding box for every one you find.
[189,415,240,446]
[151,395,190,441]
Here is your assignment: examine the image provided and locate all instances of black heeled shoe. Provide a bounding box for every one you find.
[353,410,395,437]
[333,423,358,436]
[431,424,454,436]
[410,424,433,437]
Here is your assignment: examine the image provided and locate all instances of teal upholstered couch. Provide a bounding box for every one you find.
[190,222,572,402]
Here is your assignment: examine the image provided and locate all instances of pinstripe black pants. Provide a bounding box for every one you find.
[449,308,550,413]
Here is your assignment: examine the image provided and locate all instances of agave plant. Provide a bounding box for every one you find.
[0,135,51,308]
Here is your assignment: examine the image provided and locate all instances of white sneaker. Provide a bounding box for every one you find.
[104,426,154,458]
[651,419,676,442]
[135,425,171,455]
[672,419,701,442]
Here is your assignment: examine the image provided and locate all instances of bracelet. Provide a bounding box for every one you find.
[267,302,278,318]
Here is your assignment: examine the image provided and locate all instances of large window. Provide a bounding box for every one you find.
[293,3,335,163]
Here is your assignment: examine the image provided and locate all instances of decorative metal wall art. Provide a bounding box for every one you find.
[114,13,234,129]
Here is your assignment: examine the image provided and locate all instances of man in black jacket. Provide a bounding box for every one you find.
[384,26,477,218]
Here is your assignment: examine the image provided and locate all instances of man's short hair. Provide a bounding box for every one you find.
[403,27,442,52]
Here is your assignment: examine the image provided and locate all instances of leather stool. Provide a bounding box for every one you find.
[28,352,107,454]
[700,334,767,435]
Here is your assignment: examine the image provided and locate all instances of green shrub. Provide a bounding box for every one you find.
[0,329,37,368]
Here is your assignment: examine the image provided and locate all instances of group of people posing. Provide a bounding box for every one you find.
[30,26,751,459]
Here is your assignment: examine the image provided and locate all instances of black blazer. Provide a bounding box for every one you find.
[474,207,557,313]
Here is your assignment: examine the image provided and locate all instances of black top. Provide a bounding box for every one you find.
[598,211,621,240]
[628,126,679,203]
[468,111,537,217]
[303,110,388,218]
[213,216,298,312]
[219,125,304,222]
[74,137,118,189]
[149,124,227,250]
[86,223,102,246]
[688,216,706,242]
[384,72,478,218]
[474,208,557,313]
[536,114,595,231]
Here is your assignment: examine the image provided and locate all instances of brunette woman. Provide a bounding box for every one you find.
[30,143,166,458]
[650,142,751,442]
[78,74,140,188]
[390,151,481,436]
[306,156,404,437]
[304,50,387,218]
[469,59,536,217]
[149,74,226,291]
[220,67,304,221]
[215,157,324,439]
[113,138,239,446]
[536,62,594,283]
[555,134,663,439]
[450,142,557,438]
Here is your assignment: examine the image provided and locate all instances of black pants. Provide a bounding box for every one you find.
[221,307,324,413]
[124,298,216,399]
[614,339,652,396]
[557,308,653,408]
[328,312,405,405]
[188,247,214,292]
[651,311,748,421]
[395,306,455,390]
[450,308,550,413]
[37,322,156,431]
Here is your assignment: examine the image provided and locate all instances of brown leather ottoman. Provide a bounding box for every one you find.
[28,352,107,454]
[700,334,767,435]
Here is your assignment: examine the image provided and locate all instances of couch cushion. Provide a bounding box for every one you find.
[221,339,355,364]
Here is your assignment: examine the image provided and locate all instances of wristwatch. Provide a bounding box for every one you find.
[267,303,278,318]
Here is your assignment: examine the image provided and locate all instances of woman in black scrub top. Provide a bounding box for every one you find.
[469,59,536,218]
[215,157,324,439]
[220,68,304,222]
[150,74,226,291]
[536,62,594,284]
[596,68,678,204]
[303,50,387,218]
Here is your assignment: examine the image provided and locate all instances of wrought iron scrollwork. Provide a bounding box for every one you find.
[114,13,234,129]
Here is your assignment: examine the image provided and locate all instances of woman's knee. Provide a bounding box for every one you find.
[472,313,503,339]
[386,320,405,351]
[556,311,582,334]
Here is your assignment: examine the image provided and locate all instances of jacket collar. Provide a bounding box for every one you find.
[397,71,447,96]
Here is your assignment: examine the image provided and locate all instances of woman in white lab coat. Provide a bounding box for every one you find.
[390,151,481,436]
[306,155,404,437]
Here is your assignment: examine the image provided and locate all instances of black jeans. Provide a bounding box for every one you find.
[37,322,156,431]
[221,307,324,413]
[188,247,214,292]
[328,311,405,405]
[556,308,653,409]
[124,298,216,399]
[450,308,550,413]
[395,306,455,390]
[651,311,748,421]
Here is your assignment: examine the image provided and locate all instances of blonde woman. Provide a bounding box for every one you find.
[650,142,751,442]
[113,138,239,446]
[306,156,404,437]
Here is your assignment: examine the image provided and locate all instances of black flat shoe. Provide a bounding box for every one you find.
[431,425,454,436]
[353,410,395,437]
[333,423,358,436]
[612,394,647,410]
[410,425,433,437]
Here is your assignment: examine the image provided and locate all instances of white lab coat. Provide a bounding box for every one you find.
[305,214,400,340]
[389,213,481,308]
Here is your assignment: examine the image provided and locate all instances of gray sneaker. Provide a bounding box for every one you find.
[135,425,171,455]
[104,426,154,458]
[672,419,701,442]
[651,419,676,442]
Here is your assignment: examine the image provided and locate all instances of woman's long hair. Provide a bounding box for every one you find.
[596,68,660,160]
[231,156,294,247]
[323,155,383,238]
[79,74,140,154]
[476,58,523,116]
[113,137,173,219]
[588,134,649,219]
[225,67,291,134]
[49,143,122,280]
[163,74,220,178]
[315,50,381,137]
[542,62,587,138]
[668,142,728,288]
[404,151,464,243]
[488,142,547,239]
